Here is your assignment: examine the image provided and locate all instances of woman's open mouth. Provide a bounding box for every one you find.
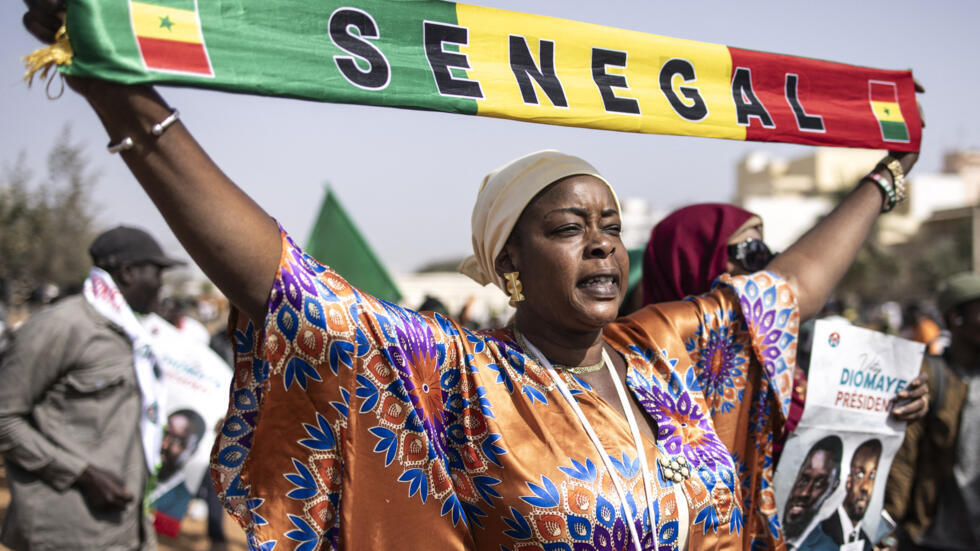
[577,273,619,299]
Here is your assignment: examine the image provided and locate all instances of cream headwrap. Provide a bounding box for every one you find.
[458,150,621,291]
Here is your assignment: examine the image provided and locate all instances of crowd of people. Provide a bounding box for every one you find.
[1,2,976,551]
[1,213,972,551]
[0,226,236,550]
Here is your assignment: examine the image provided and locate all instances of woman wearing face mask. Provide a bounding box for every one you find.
[21,4,924,550]
[640,203,770,307]
[637,204,928,460]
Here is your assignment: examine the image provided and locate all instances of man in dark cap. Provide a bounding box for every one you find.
[884,272,980,550]
[0,226,183,551]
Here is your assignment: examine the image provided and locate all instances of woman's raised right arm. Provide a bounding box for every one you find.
[25,5,282,323]
[83,83,282,323]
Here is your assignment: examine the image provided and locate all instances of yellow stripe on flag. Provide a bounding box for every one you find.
[131,1,203,44]
[870,101,904,123]
[456,4,744,140]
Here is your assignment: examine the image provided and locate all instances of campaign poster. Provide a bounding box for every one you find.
[143,313,233,537]
[774,321,924,550]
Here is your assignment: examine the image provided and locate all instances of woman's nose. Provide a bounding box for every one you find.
[586,231,615,258]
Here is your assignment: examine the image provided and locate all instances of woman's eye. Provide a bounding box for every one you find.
[604,225,622,235]
[553,225,581,235]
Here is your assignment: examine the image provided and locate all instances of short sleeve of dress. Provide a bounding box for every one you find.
[715,271,799,421]
[210,229,471,550]
[622,271,798,421]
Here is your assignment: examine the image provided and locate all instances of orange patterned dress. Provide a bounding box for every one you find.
[211,230,798,550]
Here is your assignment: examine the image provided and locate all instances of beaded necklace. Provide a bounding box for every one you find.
[513,328,605,374]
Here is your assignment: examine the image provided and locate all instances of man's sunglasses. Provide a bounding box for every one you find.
[727,238,776,272]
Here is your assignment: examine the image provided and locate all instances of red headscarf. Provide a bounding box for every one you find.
[641,203,757,305]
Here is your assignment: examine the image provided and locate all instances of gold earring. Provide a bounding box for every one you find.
[504,271,525,306]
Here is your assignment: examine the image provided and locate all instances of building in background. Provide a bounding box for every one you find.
[619,197,666,250]
[736,147,979,302]
[737,148,884,251]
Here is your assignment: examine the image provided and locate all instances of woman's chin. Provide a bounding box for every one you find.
[569,302,621,329]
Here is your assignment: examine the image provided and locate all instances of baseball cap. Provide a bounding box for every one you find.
[936,272,980,315]
[89,226,185,269]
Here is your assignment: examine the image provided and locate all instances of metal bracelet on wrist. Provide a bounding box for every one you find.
[106,136,134,154]
[867,171,898,212]
[106,108,180,155]
[879,156,908,201]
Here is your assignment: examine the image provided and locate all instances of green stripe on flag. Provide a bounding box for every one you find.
[65,0,145,78]
[306,185,402,303]
[64,0,478,115]
[880,120,909,141]
[136,0,198,11]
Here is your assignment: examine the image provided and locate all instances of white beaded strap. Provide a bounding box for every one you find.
[106,108,180,154]
[603,349,658,539]
[520,335,656,551]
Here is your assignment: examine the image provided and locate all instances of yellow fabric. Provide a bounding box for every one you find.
[131,1,204,43]
[871,100,905,123]
[458,150,620,290]
[455,3,744,140]
[22,25,73,87]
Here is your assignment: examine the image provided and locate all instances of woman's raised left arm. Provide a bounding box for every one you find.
[765,150,918,320]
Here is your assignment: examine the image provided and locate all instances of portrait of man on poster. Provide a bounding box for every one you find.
[801,438,882,551]
[784,436,844,543]
[152,408,207,519]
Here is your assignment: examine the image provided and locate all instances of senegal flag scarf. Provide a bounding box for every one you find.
[29,0,921,151]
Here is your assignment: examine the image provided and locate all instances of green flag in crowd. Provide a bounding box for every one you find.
[306,186,402,303]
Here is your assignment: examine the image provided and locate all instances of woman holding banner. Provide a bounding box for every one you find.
[23,4,921,551]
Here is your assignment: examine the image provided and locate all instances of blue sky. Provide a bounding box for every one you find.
[2,1,977,272]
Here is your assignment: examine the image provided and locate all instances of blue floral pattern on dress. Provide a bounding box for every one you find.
[210,231,798,551]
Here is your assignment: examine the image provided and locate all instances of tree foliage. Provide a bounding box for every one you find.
[906,218,972,295]
[837,227,901,304]
[837,213,972,308]
[0,128,99,306]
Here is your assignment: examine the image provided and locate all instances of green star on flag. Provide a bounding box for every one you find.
[159,15,174,30]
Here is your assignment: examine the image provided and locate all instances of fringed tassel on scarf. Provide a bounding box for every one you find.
[22,25,73,97]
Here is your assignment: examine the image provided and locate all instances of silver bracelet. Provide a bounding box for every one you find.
[106,136,134,154]
[106,109,180,154]
[151,109,180,136]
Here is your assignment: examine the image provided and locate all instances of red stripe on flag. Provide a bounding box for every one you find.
[869,81,899,104]
[153,510,181,538]
[137,36,212,76]
[727,47,920,151]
